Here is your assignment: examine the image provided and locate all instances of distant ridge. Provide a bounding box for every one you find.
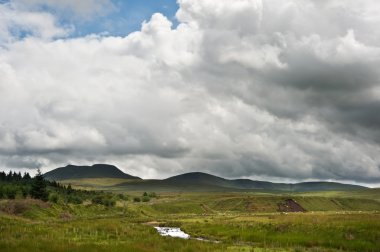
[44,165,366,192]
[44,164,141,181]
[159,172,366,192]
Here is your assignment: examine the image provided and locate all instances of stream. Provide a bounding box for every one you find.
[154,227,220,243]
[154,227,190,239]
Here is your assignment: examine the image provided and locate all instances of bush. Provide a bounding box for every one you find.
[67,195,83,204]
[0,199,50,215]
[92,195,103,205]
[91,195,115,207]
[102,198,116,207]
[21,186,30,198]
[142,196,150,202]
[148,192,157,198]
[133,197,141,202]
[4,185,17,199]
[117,193,128,201]
[0,200,29,214]
[48,193,59,203]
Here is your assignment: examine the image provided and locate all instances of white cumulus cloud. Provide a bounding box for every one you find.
[0,0,380,185]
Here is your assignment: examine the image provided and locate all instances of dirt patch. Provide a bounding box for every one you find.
[278,199,306,212]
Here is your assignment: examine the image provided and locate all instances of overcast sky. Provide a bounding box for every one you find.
[0,0,380,186]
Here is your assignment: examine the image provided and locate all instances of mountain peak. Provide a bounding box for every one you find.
[44,164,141,181]
[164,172,229,186]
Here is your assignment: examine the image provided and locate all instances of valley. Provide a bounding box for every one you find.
[1,165,379,251]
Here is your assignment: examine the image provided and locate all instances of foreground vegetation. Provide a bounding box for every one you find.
[0,176,379,251]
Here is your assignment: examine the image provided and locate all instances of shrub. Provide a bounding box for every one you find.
[48,193,59,203]
[133,197,141,202]
[91,195,115,207]
[67,195,83,204]
[4,185,17,199]
[0,199,50,215]
[117,193,128,201]
[92,195,103,205]
[21,186,30,198]
[0,200,29,214]
[102,198,116,207]
[142,196,150,202]
[148,192,157,198]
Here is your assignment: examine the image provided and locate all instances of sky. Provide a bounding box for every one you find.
[0,0,380,186]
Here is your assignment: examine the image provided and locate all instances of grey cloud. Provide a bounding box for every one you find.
[0,0,380,184]
[3,156,44,169]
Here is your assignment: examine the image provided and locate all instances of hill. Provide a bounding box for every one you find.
[163,172,365,191]
[116,172,366,192]
[44,164,141,181]
[44,165,366,192]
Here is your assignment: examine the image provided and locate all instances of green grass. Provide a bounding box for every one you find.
[179,212,380,251]
[295,189,380,202]
[0,215,227,252]
[59,178,133,190]
[1,191,380,251]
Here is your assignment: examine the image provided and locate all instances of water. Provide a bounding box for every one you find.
[154,227,220,243]
[154,227,190,239]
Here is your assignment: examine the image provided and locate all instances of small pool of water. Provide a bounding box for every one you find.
[154,227,190,239]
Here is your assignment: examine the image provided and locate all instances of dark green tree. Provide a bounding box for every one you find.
[30,169,48,201]
[23,172,32,181]
[67,184,73,194]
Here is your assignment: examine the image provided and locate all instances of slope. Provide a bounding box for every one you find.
[44,164,141,181]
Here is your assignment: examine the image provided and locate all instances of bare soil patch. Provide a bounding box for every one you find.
[278,199,306,212]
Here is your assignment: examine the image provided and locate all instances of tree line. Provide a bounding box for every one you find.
[0,171,32,182]
[0,169,126,206]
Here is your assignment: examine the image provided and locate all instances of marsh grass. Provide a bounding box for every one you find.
[1,192,380,251]
[180,212,380,251]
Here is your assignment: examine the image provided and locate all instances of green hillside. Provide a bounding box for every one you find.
[43,165,366,193]
[44,164,141,181]
[116,172,366,192]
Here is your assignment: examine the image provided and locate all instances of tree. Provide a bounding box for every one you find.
[23,172,32,181]
[67,184,73,194]
[30,169,48,201]
[6,171,12,181]
[0,171,6,181]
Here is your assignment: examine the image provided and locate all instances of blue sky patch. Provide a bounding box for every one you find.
[74,0,179,37]
[4,0,179,38]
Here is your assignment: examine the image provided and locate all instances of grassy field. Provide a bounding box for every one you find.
[1,190,380,252]
[59,178,133,189]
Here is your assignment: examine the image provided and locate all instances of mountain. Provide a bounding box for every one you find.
[164,172,231,186]
[118,172,366,192]
[44,164,141,181]
[44,164,366,192]
[162,172,365,192]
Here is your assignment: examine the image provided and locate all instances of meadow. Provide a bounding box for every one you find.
[1,189,380,252]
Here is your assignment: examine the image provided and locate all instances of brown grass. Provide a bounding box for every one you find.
[0,199,50,215]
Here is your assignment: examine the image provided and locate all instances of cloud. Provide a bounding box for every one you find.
[10,0,114,18]
[0,0,380,184]
[0,3,70,42]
